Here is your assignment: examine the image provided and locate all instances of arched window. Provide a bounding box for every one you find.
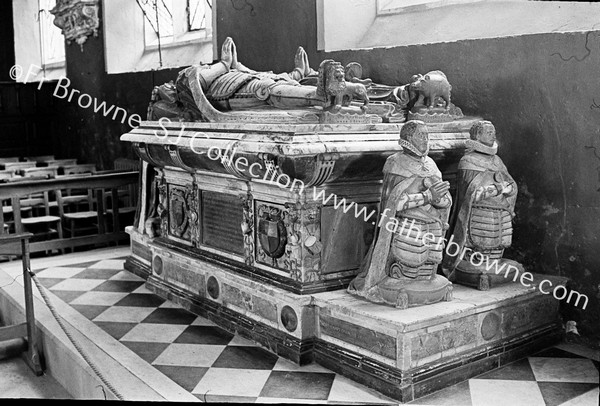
[104,0,214,73]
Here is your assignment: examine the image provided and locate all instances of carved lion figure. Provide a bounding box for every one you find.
[316,59,369,112]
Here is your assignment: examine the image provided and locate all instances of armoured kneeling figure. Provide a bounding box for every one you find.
[443,120,521,290]
[348,120,453,308]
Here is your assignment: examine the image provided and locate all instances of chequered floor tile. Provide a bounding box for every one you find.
[92,280,145,293]
[30,254,600,405]
[154,365,208,392]
[120,323,188,343]
[469,379,546,406]
[93,321,138,340]
[113,293,165,307]
[141,307,198,325]
[212,346,279,370]
[193,368,272,397]
[152,343,226,367]
[93,306,156,323]
[121,341,171,364]
[259,370,336,400]
[70,291,129,306]
[529,357,599,383]
[173,325,234,345]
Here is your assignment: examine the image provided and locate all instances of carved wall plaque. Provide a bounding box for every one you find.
[51,0,100,49]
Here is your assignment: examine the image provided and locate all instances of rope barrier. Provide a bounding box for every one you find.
[28,269,125,400]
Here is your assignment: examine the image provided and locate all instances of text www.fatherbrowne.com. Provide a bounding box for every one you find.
[168,123,587,310]
[9,65,588,311]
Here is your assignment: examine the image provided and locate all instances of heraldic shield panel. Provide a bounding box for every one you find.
[256,202,289,269]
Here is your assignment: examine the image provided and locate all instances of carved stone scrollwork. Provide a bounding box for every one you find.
[50,0,100,50]
[167,145,196,173]
[156,176,168,237]
[188,182,200,246]
[134,143,162,168]
[306,153,340,187]
[240,193,255,266]
[222,149,251,179]
[258,153,281,182]
[283,202,322,282]
[283,204,302,281]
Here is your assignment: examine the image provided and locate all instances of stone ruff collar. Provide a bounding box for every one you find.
[465,139,498,155]
[399,139,429,160]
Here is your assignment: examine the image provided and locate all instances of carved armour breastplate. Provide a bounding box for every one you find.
[389,176,445,280]
[468,202,513,251]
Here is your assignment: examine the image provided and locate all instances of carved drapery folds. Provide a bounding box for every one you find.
[51,0,100,50]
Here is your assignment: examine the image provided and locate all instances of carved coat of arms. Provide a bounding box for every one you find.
[257,207,287,259]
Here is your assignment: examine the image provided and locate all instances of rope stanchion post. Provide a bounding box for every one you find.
[0,232,43,375]
[21,236,43,375]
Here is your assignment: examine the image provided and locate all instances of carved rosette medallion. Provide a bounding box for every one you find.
[50,0,100,49]
[240,193,255,266]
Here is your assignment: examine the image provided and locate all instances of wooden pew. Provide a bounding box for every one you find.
[0,171,139,255]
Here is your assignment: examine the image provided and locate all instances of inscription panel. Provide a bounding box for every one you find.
[201,191,244,255]
[320,314,396,360]
[221,284,278,322]
[162,257,205,294]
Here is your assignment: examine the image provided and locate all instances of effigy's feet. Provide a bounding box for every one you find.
[220,37,237,69]
[294,46,312,77]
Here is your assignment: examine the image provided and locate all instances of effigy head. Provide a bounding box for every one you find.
[469,120,496,147]
[400,120,429,155]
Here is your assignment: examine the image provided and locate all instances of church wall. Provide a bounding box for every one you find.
[61,7,179,170]
[218,0,600,338]
[0,0,69,159]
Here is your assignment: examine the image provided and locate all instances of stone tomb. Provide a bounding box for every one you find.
[120,119,561,402]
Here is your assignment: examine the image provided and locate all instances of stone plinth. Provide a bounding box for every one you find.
[312,277,563,401]
[124,236,562,402]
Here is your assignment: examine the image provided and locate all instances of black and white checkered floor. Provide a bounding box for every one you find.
[9,248,600,404]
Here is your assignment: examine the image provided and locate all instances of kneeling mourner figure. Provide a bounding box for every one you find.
[348,120,454,308]
[442,120,521,290]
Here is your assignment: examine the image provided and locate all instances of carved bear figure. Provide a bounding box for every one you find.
[340,81,369,111]
[409,71,451,110]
